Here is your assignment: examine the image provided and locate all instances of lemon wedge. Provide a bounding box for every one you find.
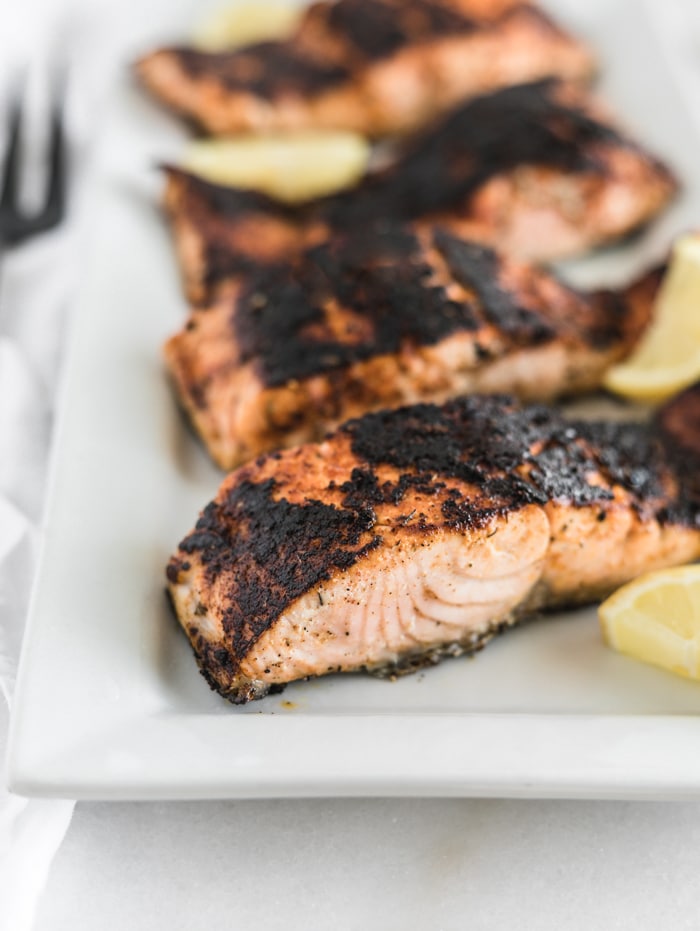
[599,565,700,680]
[193,1,302,51]
[604,233,700,403]
[183,132,371,203]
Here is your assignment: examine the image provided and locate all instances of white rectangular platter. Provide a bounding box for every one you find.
[8,0,700,799]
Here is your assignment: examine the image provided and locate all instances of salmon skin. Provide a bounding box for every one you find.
[163,81,677,304]
[166,385,700,703]
[165,223,660,470]
[136,0,595,137]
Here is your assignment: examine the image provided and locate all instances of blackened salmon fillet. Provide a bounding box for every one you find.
[166,385,700,703]
[136,0,595,137]
[165,223,660,470]
[163,81,677,304]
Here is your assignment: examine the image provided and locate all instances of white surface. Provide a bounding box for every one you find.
[33,798,700,931]
[9,0,700,801]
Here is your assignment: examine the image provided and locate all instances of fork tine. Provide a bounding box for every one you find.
[36,108,66,225]
[0,81,67,246]
[0,104,21,212]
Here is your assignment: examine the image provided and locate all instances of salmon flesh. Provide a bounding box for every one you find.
[136,0,595,137]
[166,385,700,703]
[165,223,660,470]
[163,81,677,304]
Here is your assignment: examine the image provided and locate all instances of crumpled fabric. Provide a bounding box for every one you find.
[0,267,75,931]
[0,0,128,926]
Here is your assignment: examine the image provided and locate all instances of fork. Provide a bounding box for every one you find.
[0,91,66,246]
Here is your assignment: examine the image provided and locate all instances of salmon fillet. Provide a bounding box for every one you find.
[136,0,595,137]
[166,386,700,703]
[162,81,677,304]
[165,223,660,470]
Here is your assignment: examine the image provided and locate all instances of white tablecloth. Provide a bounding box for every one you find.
[4,1,700,928]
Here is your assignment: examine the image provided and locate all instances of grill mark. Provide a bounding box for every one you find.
[202,241,258,293]
[655,383,700,524]
[335,465,512,531]
[171,171,295,221]
[200,204,638,387]
[434,231,556,345]
[233,225,482,387]
[178,478,382,661]
[167,79,673,302]
[174,43,351,96]
[342,396,686,514]
[325,0,477,60]
[172,2,571,97]
[174,81,627,238]
[170,389,700,674]
[580,291,628,350]
[338,467,445,510]
[316,80,624,225]
[173,451,536,664]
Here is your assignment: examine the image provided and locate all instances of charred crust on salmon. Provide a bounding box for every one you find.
[136,1,597,137]
[164,168,295,227]
[233,226,483,387]
[366,620,510,679]
[341,397,678,513]
[323,0,479,60]
[434,233,556,345]
[173,81,655,227]
[167,393,700,703]
[164,221,658,469]
[174,0,481,97]
[656,382,700,512]
[656,381,700,463]
[173,43,351,97]
[162,81,677,306]
[316,80,632,224]
[323,1,579,58]
[176,477,382,661]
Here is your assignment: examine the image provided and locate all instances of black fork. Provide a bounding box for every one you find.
[0,93,66,247]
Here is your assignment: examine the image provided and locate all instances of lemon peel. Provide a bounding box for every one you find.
[599,564,700,680]
[604,233,700,403]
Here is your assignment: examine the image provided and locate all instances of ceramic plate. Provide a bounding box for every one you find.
[8,0,700,799]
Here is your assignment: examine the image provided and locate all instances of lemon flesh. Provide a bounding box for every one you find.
[183,132,371,203]
[603,232,700,403]
[194,1,302,50]
[599,565,700,680]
